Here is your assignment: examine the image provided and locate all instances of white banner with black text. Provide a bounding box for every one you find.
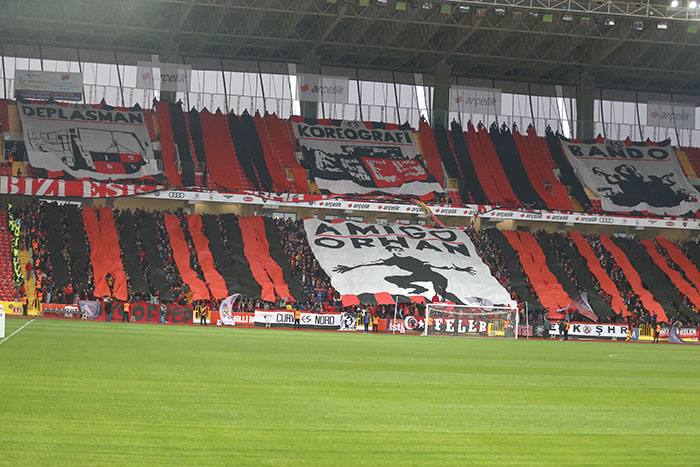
[304,219,515,307]
[559,137,700,216]
[293,119,444,196]
[253,310,342,329]
[18,103,159,180]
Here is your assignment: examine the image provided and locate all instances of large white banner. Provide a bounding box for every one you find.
[297,74,349,103]
[18,102,159,180]
[559,137,700,216]
[14,69,83,101]
[136,61,191,92]
[293,119,444,196]
[449,86,501,115]
[647,101,696,130]
[304,219,515,307]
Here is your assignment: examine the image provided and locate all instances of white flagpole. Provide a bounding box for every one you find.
[525,302,529,341]
[392,296,399,335]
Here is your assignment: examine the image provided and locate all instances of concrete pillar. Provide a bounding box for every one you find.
[159,40,180,103]
[301,53,321,119]
[431,62,452,127]
[576,72,595,139]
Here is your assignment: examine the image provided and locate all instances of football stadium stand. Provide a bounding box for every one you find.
[2,2,700,336]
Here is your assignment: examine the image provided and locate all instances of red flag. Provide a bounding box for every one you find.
[566,292,598,322]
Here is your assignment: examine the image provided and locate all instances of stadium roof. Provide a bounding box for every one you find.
[2,0,700,97]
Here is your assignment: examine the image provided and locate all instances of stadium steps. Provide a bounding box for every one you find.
[151,112,161,142]
[0,211,18,300]
[18,249,35,303]
[12,162,24,176]
[675,150,697,179]
[680,147,700,179]
[7,103,22,133]
[0,99,10,131]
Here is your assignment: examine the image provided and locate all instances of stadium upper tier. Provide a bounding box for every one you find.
[2,98,700,218]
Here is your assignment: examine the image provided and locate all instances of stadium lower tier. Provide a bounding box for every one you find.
[4,201,700,327]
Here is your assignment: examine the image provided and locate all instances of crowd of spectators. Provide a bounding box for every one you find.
[6,201,700,327]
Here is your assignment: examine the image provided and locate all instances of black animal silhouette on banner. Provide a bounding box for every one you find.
[592,164,695,208]
[333,245,476,304]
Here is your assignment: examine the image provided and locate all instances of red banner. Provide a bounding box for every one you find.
[363,158,429,187]
[41,302,194,325]
[0,176,162,198]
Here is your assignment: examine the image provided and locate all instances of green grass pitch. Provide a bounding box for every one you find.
[1,318,699,465]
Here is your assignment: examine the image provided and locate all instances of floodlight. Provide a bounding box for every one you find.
[376,0,387,5]
[459,5,470,12]
[604,18,615,26]
[421,1,433,9]
[495,7,506,15]
[657,21,669,29]
[634,20,643,30]
[690,0,698,8]
[562,14,573,21]
[670,0,679,6]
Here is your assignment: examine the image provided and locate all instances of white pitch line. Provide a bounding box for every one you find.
[608,353,631,360]
[0,319,35,346]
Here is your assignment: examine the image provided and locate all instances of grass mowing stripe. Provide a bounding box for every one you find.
[0,318,699,465]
